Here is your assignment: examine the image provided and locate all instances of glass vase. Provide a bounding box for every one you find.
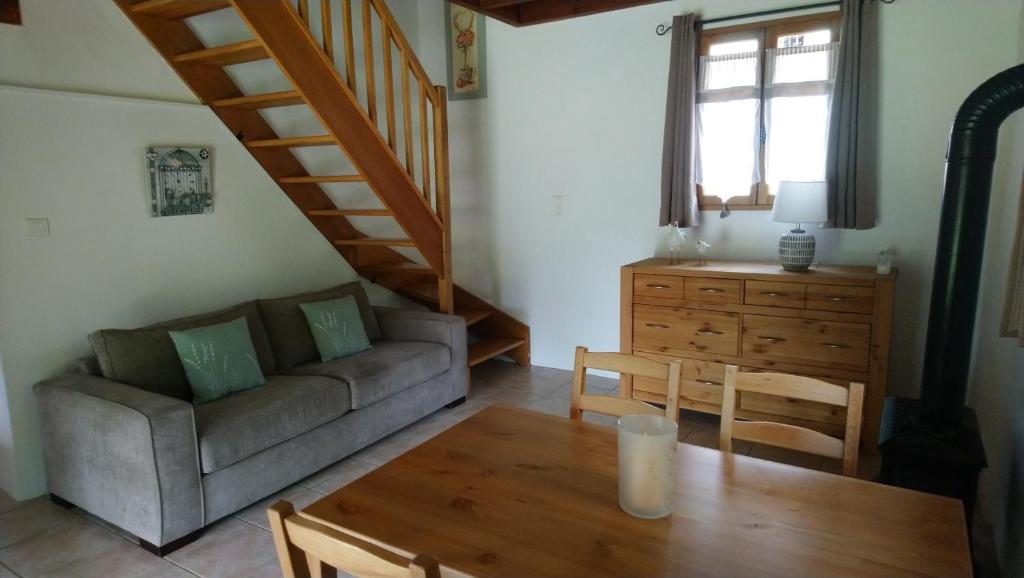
[617,414,678,519]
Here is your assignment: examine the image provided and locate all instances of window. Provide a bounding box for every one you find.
[696,13,840,211]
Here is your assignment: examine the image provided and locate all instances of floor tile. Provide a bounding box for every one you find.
[300,457,379,494]
[526,394,570,417]
[0,514,135,578]
[36,537,193,578]
[0,492,19,515]
[0,563,17,578]
[234,484,325,531]
[166,518,277,578]
[0,498,81,550]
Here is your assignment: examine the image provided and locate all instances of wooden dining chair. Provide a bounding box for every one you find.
[268,501,441,578]
[719,365,865,477]
[570,346,682,423]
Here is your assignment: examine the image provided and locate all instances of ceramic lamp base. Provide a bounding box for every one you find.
[779,229,815,272]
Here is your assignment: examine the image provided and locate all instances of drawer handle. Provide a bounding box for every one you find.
[761,292,789,297]
[696,329,724,336]
[826,296,853,302]
[822,342,851,349]
[645,323,670,329]
[646,284,672,289]
[699,287,725,293]
[757,336,786,343]
[697,379,723,386]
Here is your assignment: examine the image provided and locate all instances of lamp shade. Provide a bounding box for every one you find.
[772,180,828,225]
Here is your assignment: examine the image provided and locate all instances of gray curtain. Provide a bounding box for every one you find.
[660,13,700,227]
[825,0,878,229]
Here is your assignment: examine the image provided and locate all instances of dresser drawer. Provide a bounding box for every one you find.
[632,360,726,406]
[634,305,739,356]
[741,314,870,369]
[684,277,742,304]
[634,274,687,300]
[744,280,806,309]
[806,284,875,314]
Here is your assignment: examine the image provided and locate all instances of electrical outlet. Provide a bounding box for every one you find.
[26,218,50,237]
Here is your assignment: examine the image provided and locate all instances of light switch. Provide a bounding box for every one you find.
[552,195,565,216]
[26,218,50,237]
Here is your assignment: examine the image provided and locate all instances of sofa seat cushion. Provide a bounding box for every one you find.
[289,341,450,409]
[194,375,351,473]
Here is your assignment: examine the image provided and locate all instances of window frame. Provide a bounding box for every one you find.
[696,12,841,212]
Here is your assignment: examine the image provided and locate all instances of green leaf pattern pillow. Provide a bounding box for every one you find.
[169,317,266,404]
[300,296,372,362]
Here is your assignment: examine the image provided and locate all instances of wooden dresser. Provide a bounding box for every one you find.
[620,259,896,447]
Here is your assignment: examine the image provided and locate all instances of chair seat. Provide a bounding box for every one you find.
[289,341,451,409]
[194,375,352,473]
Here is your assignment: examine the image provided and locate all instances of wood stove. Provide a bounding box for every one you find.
[878,63,1024,542]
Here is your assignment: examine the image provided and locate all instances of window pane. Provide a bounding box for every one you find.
[771,43,836,84]
[778,29,831,48]
[709,38,759,56]
[697,99,761,201]
[765,94,830,192]
[701,52,759,90]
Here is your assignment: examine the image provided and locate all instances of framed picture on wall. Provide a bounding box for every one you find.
[145,146,213,217]
[445,3,487,100]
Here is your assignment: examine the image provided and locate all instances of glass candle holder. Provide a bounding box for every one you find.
[617,414,678,519]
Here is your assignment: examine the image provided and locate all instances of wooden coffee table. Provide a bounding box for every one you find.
[301,405,972,577]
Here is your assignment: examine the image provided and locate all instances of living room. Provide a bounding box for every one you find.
[1,0,1022,576]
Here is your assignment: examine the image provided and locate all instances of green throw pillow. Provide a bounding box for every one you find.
[299,296,372,362]
[169,317,266,404]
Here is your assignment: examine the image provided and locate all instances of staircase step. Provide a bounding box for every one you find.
[211,90,304,110]
[399,282,439,303]
[460,308,492,327]
[334,238,416,247]
[280,175,365,184]
[129,0,231,19]
[247,135,335,148]
[469,338,528,367]
[173,39,268,67]
[361,262,437,275]
[307,209,392,217]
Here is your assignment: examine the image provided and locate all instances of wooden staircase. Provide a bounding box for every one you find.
[117,0,529,368]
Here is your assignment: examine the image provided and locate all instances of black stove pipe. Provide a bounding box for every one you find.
[919,63,1024,430]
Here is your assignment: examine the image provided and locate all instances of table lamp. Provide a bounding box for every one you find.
[772,180,828,272]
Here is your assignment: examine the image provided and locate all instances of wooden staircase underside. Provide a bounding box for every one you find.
[449,0,668,27]
[117,0,529,368]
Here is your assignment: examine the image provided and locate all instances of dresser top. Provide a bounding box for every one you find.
[624,258,896,284]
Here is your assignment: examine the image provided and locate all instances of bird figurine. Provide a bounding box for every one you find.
[696,240,711,266]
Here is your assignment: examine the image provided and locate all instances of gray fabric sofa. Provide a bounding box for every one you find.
[33,282,467,555]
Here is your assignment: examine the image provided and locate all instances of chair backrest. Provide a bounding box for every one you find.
[268,501,440,578]
[569,346,682,424]
[719,365,865,477]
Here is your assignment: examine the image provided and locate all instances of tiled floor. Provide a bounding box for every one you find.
[0,360,881,578]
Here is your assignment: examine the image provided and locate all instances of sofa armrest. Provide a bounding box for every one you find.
[33,375,203,546]
[373,307,468,399]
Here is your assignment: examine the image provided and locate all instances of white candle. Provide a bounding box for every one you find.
[617,414,677,519]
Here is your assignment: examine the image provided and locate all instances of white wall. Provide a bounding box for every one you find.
[431,0,1022,400]
[0,0,425,499]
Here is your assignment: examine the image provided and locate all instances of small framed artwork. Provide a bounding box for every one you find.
[445,3,486,100]
[145,147,213,217]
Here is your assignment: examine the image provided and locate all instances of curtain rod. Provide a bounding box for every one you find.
[655,0,893,36]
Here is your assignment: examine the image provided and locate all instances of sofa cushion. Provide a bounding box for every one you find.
[169,318,267,404]
[89,301,277,401]
[289,341,450,409]
[193,375,351,473]
[259,282,381,371]
[300,296,372,361]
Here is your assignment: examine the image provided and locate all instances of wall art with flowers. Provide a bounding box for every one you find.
[445,3,486,100]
